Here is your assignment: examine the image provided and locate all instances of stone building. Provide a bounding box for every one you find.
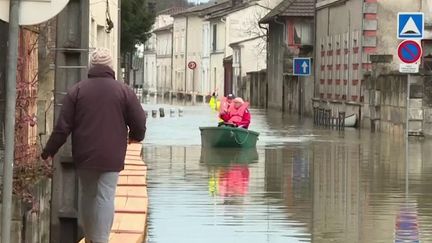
[314,0,432,135]
[260,0,315,114]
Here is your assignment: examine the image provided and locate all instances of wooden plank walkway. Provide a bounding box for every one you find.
[79,143,148,243]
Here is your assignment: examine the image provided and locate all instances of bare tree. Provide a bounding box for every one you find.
[243,0,273,56]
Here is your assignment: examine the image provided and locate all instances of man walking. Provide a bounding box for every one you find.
[41,48,147,243]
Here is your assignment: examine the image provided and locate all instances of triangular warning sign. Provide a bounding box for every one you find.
[401,17,421,35]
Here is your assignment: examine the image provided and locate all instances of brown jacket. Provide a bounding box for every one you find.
[42,65,147,171]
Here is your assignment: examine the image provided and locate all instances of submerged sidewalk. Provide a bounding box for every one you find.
[79,143,148,243]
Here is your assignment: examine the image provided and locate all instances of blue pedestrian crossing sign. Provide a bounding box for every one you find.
[398,12,424,39]
[293,58,311,76]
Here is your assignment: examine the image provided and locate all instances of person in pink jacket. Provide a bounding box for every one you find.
[227,98,251,129]
[219,94,235,122]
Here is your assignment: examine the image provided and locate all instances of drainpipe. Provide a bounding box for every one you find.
[360,3,365,122]
[221,17,227,95]
[259,22,268,107]
[313,0,317,100]
[117,0,122,80]
[170,28,174,93]
[258,22,268,35]
[274,16,285,111]
[2,1,20,242]
[347,10,351,104]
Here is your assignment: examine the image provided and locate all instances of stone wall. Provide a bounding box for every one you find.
[417,75,432,136]
[22,179,51,243]
[362,71,432,136]
[0,180,51,243]
[243,70,267,108]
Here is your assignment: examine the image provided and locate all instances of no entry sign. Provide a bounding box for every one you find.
[398,40,422,64]
[188,61,197,70]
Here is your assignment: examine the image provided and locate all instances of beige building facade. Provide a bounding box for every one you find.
[89,0,120,73]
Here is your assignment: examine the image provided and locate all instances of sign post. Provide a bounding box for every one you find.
[293,57,311,118]
[2,2,20,242]
[397,12,424,196]
[398,40,422,73]
[293,58,311,76]
[188,61,197,104]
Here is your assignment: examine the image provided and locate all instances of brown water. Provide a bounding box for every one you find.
[143,103,432,243]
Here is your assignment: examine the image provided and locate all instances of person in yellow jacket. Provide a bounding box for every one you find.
[209,92,221,111]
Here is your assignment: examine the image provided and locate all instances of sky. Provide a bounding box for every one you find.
[189,0,209,3]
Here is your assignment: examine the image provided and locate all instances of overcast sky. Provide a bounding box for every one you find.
[188,0,209,3]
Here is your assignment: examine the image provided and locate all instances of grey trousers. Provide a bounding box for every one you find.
[78,169,119,243]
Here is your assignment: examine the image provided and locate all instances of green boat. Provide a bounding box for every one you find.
[199,126,259,148]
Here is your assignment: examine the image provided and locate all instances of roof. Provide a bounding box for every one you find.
[157,7,187,16]
[172,1,230,17]
[259,0,315,24]
[202,1,251,20]
[153,24,173,33]
[229,35,265,47]
[199,1,233,19]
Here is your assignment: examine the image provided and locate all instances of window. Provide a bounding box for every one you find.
[292,21,313,45]
[212,24,217,52]
[174,35,179,53]
[180,35,185,53]
[202,25,210,56]
[422,40,432,71]
[157,66,160,89]
[164,66,167,89]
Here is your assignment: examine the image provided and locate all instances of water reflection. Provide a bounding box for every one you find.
[395,202,419,243]
[200,148,259,165]
[144,104,432,243]
[201,148,257,199]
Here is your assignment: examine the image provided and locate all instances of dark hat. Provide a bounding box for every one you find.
[227,94,236,99]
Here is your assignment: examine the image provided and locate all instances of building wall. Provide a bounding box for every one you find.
[375,0,422,71]
[314,0,431,127]
[232,38,267,96]
[267,22,285,110]
[89,0,119,72]
[202,21,212,95]
[156,30,173,93]
[209,19,226,95]
[238,38,267,77]
[315,0,363,103]
[185,15,204,94]
[172,16,186,91]
[144,52,157,92]
[155,14,174,29]
[156,57,172,92]
[210,53,225,95]
[225,4,269,58]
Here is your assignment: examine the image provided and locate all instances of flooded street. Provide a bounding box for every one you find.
[143,102,432,243]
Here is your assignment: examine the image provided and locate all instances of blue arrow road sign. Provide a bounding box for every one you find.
[293,58,311,76]
[398,12,424,39]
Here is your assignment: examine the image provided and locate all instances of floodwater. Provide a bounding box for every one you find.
[143,100,432,243]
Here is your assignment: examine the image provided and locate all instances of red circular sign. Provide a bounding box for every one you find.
[398,40,422,64]
[188,61,197,70]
